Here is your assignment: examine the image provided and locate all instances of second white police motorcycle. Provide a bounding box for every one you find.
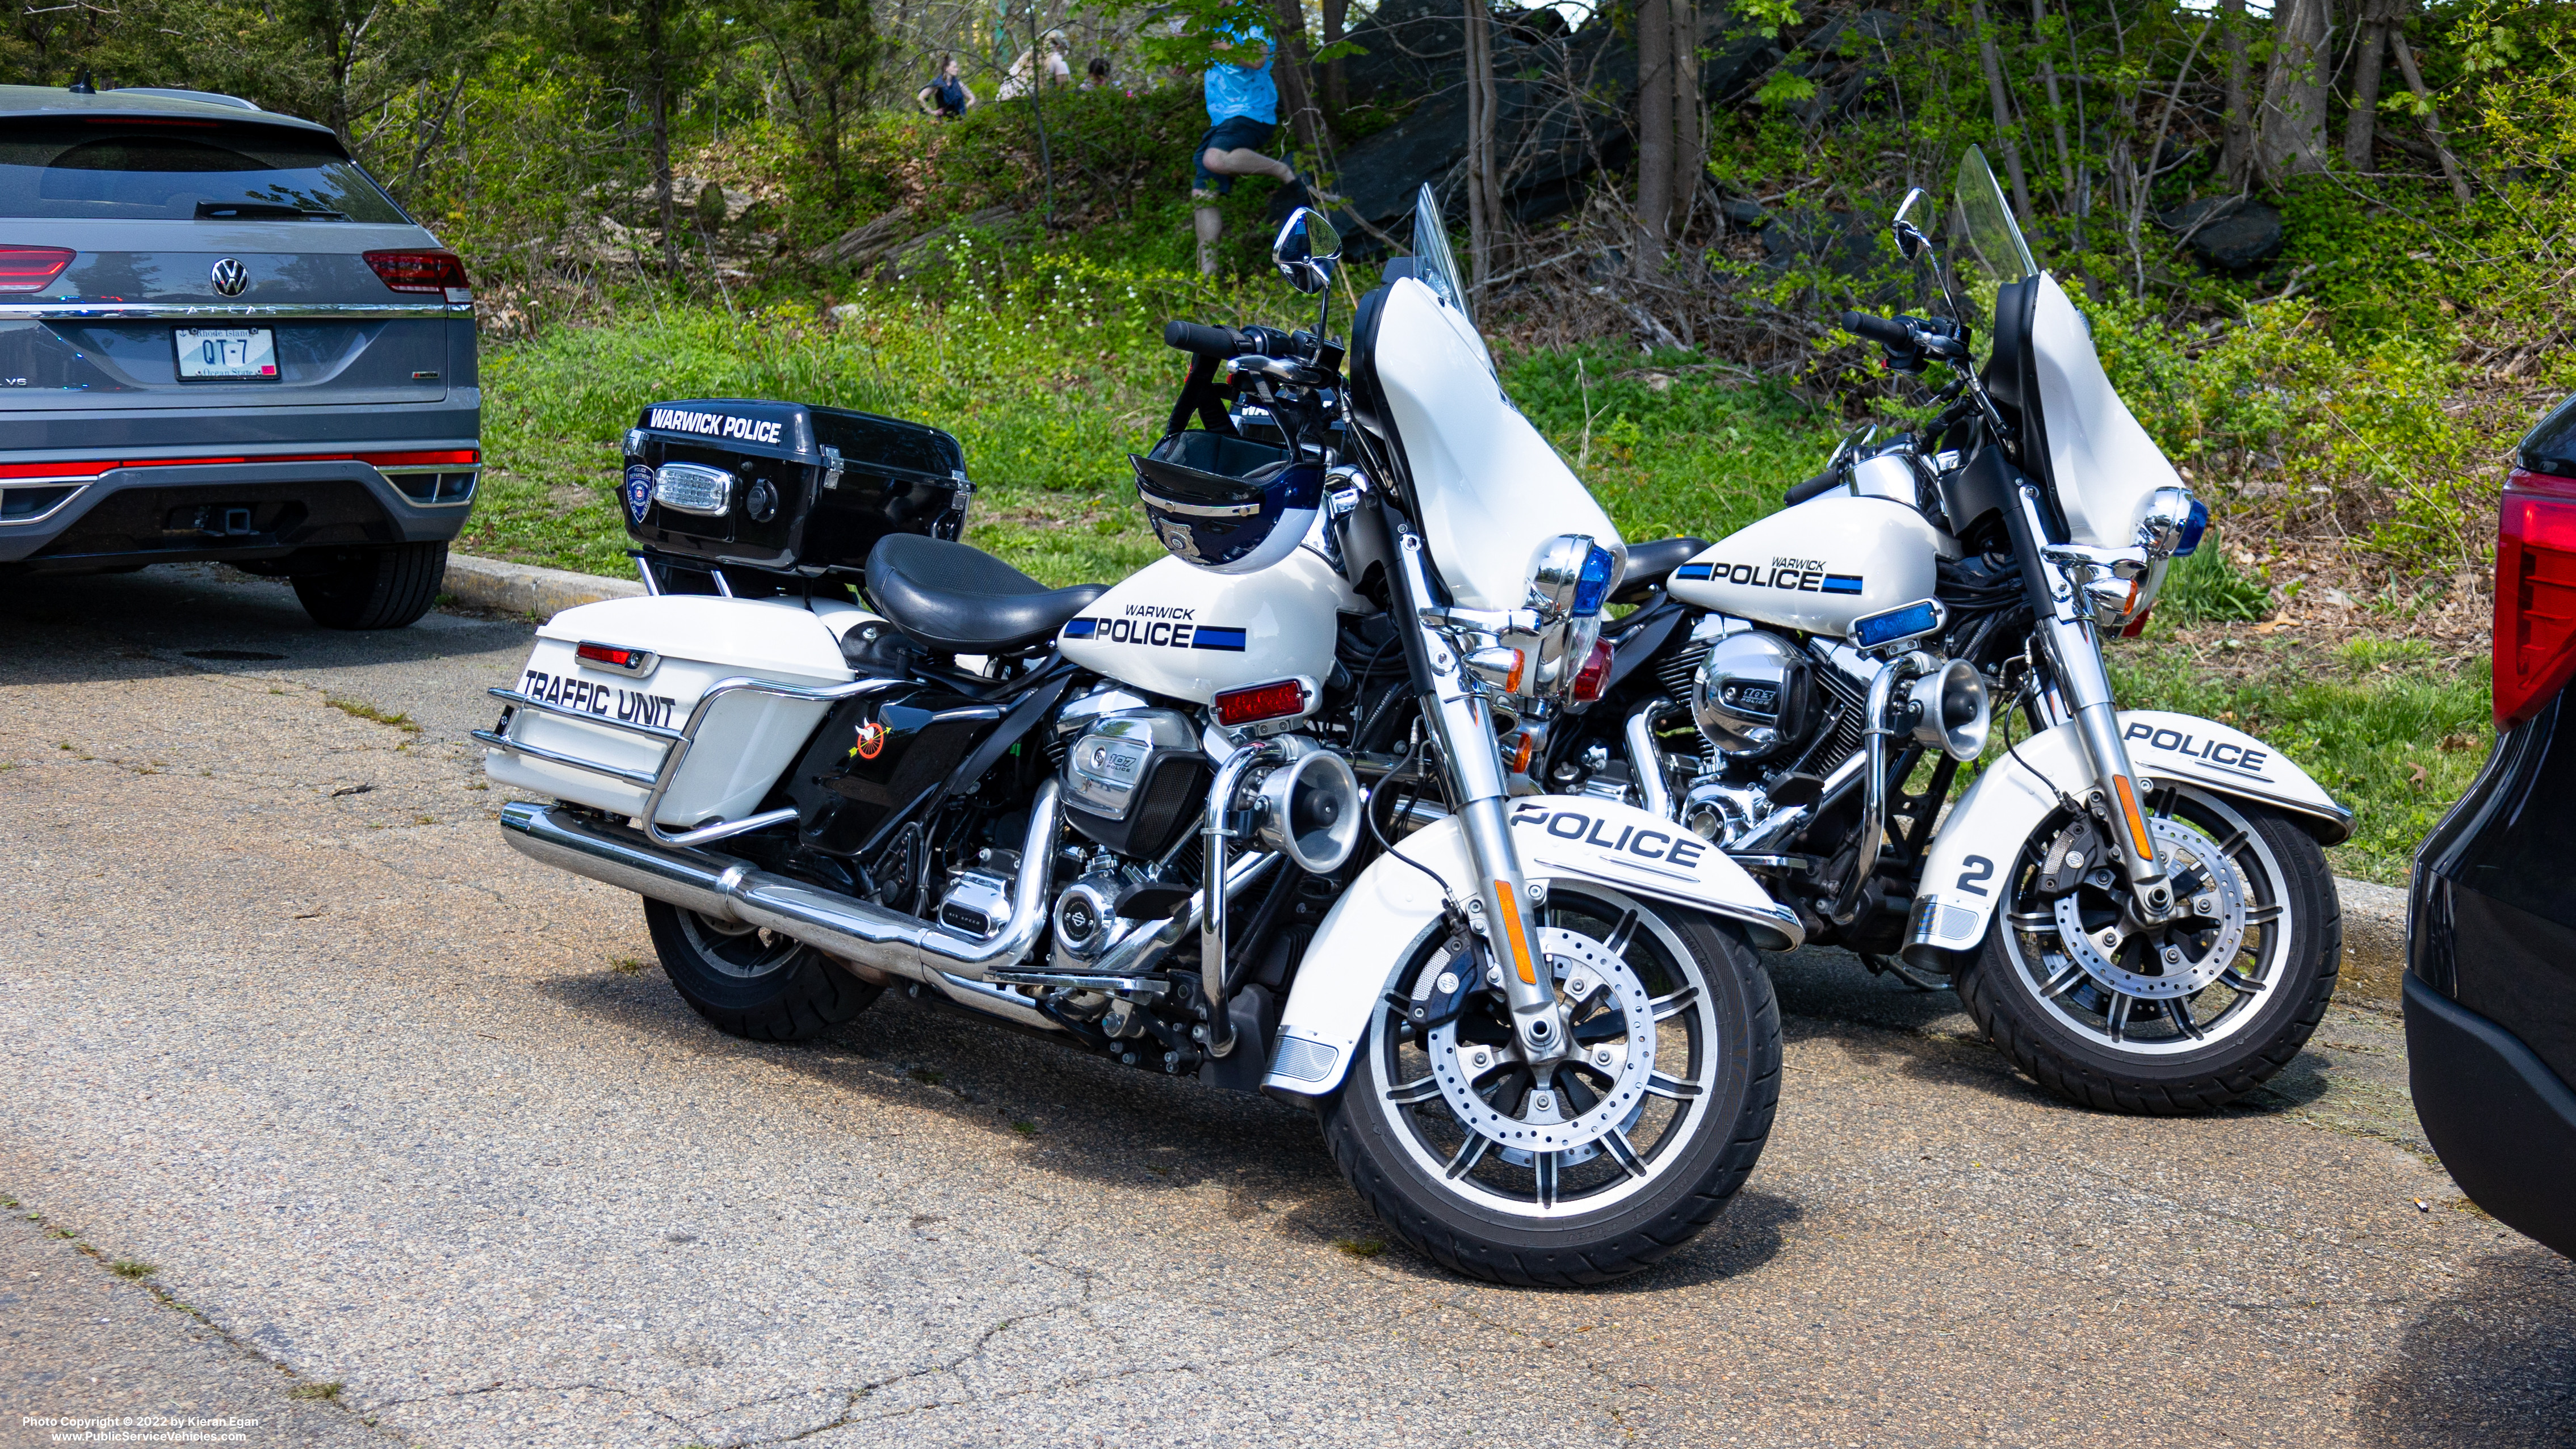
[479,191,1800,1286]
[1548,148,2352,1113]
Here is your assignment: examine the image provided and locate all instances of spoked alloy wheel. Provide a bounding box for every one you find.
[643,897,883,1042]
[1958,786,2339,1114]
[1322,883,1780,1287]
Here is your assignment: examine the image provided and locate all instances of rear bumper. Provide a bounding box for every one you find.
[2405,973,2576,1258]
[0,423,480,567]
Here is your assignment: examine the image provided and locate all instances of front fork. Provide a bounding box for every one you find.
[2014,486,2175,919]
[1389,527,1573,1065]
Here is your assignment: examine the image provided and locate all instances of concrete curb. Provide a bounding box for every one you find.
[431,549,2415,1005]
[441,552,643,619]
[2336,876,2408,1007]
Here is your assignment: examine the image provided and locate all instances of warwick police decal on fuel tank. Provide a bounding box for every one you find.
[523,668,677,728]
[1062,604,1248,651]
[647,406,786,446]
[2124,721,2271,778]
[1674,556,1864,595]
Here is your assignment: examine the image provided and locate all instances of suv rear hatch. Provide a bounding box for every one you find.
[0,110,465,417]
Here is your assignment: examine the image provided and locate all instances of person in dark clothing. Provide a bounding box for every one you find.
[917,54,975,119]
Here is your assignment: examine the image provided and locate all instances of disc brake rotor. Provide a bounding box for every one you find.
[1423,927,1657,1162]
[2049,815,2247,1000]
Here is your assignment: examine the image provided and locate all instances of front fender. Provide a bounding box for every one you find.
[1903,709,2353,965]
[1262,795,1798,1102]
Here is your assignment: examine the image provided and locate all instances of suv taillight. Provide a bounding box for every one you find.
[363,248,470,298]
[2493,468,2576,728]
[0,245,74,293]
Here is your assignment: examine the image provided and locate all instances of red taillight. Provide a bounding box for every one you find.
[1570,638,1614,703]
[575,642,651,671]
[0,245,74,293]
[2495,468,2576,728]
[363,248,470,296]
[1214,678,1309,727]
[359,448,479,469]
[2120,602,2155,638]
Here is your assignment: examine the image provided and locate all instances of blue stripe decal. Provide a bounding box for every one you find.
[1675,562,1714,580]
[1060,618,1099,639]
[1821,575,1865,594]
[1191,627,1248,651]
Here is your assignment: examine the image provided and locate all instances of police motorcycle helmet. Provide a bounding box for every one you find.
[1127,429,1323,576]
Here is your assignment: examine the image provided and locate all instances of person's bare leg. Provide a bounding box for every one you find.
[1192,188,1223,275]
[1201,146,1295,184]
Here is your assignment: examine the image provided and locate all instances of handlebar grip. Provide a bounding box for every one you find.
[1784,468,1843,506]
[1840,310,1918,349]
[1163,320,1248,358]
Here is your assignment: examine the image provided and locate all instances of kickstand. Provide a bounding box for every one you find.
[1861,952,1953,992]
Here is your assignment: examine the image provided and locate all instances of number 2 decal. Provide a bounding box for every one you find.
[1956,855,1995,897]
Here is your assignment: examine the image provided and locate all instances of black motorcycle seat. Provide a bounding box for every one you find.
[1611,536,1710,605]
[863,535,1107,654]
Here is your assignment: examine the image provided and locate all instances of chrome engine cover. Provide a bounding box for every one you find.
[1689,629,1818,765]
[1060,706,1199,822]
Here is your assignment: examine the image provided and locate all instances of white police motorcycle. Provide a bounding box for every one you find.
[477,189,1798,1286]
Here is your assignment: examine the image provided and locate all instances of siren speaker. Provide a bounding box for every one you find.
[1252,749,1362,873]
[1907,660,1991,762]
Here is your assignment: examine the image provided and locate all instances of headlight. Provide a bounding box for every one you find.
[1529,534,1620,619]
[2137,486,2207,560]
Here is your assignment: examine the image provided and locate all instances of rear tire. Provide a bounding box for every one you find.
[1956,792,2339,1114]
[1320,885,1781,1287]
[644,897,883,1041]
[292,541,447,629]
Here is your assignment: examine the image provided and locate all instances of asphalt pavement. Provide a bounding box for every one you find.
[1,564,2567,1448]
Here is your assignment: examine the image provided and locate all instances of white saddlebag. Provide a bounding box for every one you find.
[481,595,861,827]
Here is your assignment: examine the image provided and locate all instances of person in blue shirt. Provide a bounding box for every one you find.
[1192,25,1300,274]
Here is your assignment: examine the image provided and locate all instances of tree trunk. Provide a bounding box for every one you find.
[1270,0,1324,153]
[1968,0,2033,223]
[1463,0,1500,292]
[1321,0,1348,111]
[645,0,676,274]
[2031,0,2074,204]
[1635,0,1673,267]
[1667,0,1702,241]
[2221,0,2251,187]
[2256,0,2335,183]
[2389,31,2473,204]
[2342,11,2390,171]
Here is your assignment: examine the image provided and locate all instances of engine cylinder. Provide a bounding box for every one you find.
[1689,631,1818,765]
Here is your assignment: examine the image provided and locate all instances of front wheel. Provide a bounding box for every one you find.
[1321,883,1781,1287]
[1956,787,2340,1114]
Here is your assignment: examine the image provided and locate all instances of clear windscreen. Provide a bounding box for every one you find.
[1410,183,1470,322]
[1949,145,2037,289]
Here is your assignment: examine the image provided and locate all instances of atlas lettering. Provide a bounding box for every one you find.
[1688,556,1865,595]
[1063,615,1245,650]
[2124,721,2268,777]
[646,406,784,446]
[523,669,676,728]
[1512,803,1707,867]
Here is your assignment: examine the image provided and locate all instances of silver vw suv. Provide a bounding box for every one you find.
[0,83,479,629]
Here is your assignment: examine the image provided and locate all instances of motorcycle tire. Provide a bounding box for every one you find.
[1321,885,1780,1287]
[1956,791,2339,1115]
[643,897,883,1042]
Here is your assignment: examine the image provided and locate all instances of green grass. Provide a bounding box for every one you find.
[2109,637,2490,885]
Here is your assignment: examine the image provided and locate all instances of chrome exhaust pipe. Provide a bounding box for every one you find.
[497,780,1064,985]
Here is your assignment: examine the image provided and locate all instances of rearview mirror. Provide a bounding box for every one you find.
[1272,208,1341,295]
[1891,187,1932,261]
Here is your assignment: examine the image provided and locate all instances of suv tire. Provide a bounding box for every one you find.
[293,541,447,630]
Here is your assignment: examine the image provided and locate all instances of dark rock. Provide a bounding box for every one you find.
[1802,9,1919,56]
[2156,196,2284,271]
[1721,198,1771,231]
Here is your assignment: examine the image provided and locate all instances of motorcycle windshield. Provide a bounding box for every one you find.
[1950,145,2037,288]
[1410,184,1473,325]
